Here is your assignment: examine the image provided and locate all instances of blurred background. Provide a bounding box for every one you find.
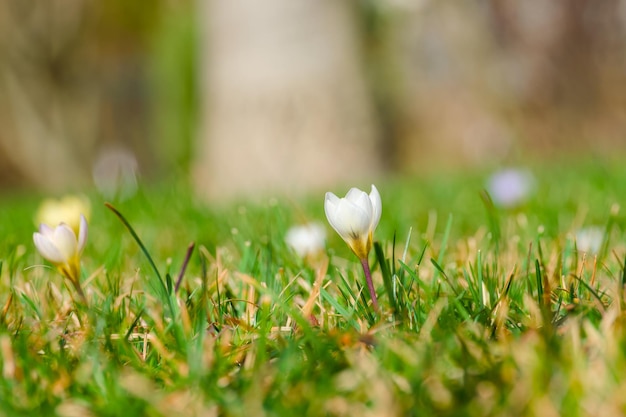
[1,0,626,200]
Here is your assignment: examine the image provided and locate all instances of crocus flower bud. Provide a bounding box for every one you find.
[33,214,88,298]
[324,185,381,260]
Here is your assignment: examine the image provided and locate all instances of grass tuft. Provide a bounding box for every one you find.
[1,159,626,415]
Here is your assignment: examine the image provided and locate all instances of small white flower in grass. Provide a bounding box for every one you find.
[324,184,382,310]
[575,226,604,255]
[285,223,326,258]
[486,168,534,208]
[324,185,381,260]
[33,214,88,301]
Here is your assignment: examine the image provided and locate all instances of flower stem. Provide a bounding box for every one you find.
[360,257,379,312]
[70,279,87,305]
[59,264,87,305]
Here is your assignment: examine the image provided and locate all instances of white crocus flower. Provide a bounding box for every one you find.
[575,226,604,255]
[33,214,88,301]
[324,185,381,260]
[325,185,382,311]
[286,223,326,258]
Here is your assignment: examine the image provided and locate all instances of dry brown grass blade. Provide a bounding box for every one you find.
[301,255,329,321]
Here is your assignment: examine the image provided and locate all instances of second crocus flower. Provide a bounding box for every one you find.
[33,214,88,301]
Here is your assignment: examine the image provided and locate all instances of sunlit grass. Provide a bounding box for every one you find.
[1,157,626,416]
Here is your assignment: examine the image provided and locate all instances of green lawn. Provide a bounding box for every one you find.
[1,156,626,416]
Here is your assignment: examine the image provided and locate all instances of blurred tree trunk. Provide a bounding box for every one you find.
[194,0,382,201]
[0,0,96,190]
[488,0,626,154]
[0,0,163,192]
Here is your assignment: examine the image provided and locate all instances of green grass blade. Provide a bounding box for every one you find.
[374,241,396,312]
[622,255,626,287]
[431,258,460,297]
[320,287,359,330]
[105,202,167,297]
[479,189,501,251]
[535,259,543,304]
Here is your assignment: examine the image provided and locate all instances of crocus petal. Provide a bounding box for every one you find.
[324,192,340,214]
[331,199,372,240]
[354,191,374,221]
[334,188,373,229]
[369,185,382,230]
[345,187,367,203]
[52,224,78,261]
[39,223,54,237]
[77,214,88,253]
[33,232,66,264]
[324,192,342,232]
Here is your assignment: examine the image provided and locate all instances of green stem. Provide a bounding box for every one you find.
[60,264,87,305]
[360,257,379,312]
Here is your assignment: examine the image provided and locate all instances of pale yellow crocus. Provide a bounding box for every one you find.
[33,214,88,301]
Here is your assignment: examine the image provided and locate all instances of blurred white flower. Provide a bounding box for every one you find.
[33,214,88,300]
[575,226,604,255]
[324,184,381,260]
[92,147,138,200]
[487,168,534,208]
[285,223,326,258]
[35,195,91,235]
